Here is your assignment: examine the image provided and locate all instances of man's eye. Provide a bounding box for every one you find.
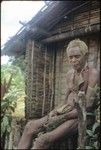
[69,56,73,59]
[75,55,80,58]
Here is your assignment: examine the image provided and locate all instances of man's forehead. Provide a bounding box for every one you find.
[67,46,82,56]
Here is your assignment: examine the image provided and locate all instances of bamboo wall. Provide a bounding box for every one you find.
[51,1,100,36]
[25,40,55,119]
[54,44,69,107]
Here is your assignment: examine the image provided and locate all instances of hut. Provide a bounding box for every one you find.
[2,1,100,149]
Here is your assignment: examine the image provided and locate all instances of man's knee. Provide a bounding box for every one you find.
[24,120,36,135]
[33,133,51,149]
[24,120,41,135]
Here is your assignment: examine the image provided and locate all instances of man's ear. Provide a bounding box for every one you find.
[84,53,88,60]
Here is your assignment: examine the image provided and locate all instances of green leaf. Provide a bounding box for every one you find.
[86,146,93,149]
[2,116,9,127]
[7,126,11,133]
[86,112,96,116]
[9,105,15,112]
[94,141,98,149]
[93,134,98,138]
[1,122,6,135]
[92,122,100,133]
[1,116,10,135]
[86,129,93,136]
[1,101,7,107]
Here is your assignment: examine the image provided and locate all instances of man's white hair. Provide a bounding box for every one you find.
[66,39,88,56]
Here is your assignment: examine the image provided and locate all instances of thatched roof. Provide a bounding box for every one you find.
[1,1,99,56]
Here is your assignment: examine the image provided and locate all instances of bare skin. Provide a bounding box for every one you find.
[32,119,78,149]
[18,45,99,149]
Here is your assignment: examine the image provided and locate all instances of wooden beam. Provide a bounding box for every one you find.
[25,25,51,36]
[41,24,100,43]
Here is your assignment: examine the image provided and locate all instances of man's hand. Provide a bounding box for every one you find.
[49,110,58,118]
[32,133,51,149]
[56,104,73,115]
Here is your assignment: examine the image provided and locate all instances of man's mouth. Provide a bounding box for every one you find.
[73,64,79,67]
[72,64,80,69]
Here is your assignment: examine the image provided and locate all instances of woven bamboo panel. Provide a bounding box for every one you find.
[25,40,55,120]
[51,1,100,35]
[88,37,99,68]
[55,45,69,107]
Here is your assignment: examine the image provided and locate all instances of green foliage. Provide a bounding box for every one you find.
[86,146,94,149]
[86,121,100,149]
[9,55,26,73]
[1,64,25,91]
[1,62,25,148]
[1,90,19,135]
[86,86,100,149]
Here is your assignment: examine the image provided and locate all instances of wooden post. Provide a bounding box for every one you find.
[42,47,47,116]
[50,49,55,112]
[75,91,87,149]
[30,41,34,117]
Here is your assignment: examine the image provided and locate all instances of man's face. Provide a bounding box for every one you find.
[67,46,86,71]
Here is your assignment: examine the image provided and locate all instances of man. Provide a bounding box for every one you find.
[18,39,99,149]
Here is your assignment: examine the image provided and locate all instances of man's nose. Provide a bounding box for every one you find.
[72,57,76,62]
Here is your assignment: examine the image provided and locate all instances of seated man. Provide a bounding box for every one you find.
[18,39,99,149]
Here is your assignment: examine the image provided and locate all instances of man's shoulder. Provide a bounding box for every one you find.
[88,66,99,85]
[88,66,99,76]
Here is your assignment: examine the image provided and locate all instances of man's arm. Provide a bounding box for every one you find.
[86,68,99,110]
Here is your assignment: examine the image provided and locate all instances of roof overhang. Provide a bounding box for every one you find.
[2,1,98,56]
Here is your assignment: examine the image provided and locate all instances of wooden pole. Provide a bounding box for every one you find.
[50,50,55,112]
[75,91,87,149]
[30,41,34,117]
[42,47,47,116]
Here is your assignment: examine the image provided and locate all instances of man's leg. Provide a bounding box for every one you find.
[18,116,48,149]
[32,119,78,149]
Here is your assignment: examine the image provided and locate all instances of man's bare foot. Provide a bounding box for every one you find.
[32,133,51,149]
